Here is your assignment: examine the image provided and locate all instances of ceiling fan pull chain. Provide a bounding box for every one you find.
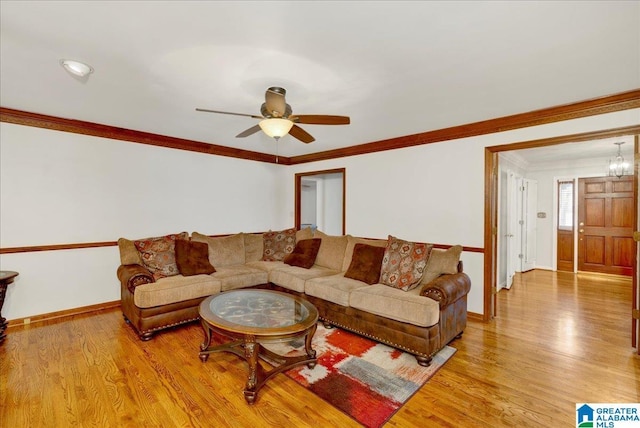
[275,136,280,164]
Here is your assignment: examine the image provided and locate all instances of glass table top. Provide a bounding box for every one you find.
[204,290,314,329]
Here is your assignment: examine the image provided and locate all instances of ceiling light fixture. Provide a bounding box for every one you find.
[258,118,294,140]
[59,59,94,77]
[258,118,294,164]
[608,142,630,178]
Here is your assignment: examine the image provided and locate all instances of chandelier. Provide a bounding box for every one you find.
[608,142,630,178]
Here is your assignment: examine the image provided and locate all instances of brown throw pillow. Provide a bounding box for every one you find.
[380,235,432,291]
[175,239,216,276]
[133,232,188,280]
[262,227,297,261]
[344,243,386,284]
[284,239,322,269]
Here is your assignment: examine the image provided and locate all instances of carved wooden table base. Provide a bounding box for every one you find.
[198,290,319,404]
[199,321,317,404]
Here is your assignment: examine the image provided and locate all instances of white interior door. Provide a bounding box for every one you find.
[520,178,538,272]
[497,169,520,289]
[505,172,519,288]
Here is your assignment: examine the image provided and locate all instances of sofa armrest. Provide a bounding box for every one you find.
[117,264,155,294]
[420,272,470,309]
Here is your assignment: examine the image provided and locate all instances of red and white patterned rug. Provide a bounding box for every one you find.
[265,324,456,428]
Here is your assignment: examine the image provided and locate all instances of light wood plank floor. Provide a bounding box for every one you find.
[1,270,638,427]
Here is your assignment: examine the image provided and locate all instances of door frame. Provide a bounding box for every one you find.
[484,124,640,322]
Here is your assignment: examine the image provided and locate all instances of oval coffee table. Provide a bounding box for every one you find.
[199,289,318,404]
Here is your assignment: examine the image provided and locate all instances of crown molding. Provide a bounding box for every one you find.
[0,107,289,165]
[288,89,640,164]
[1,89,639,165]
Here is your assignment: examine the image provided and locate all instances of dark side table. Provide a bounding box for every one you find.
[0,271,19,344]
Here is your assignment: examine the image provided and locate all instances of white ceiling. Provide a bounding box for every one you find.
[1,1,639,158]
[502,135,635,170]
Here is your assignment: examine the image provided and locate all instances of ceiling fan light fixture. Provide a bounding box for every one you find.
[59,59,94,77]
[259,118,293,139]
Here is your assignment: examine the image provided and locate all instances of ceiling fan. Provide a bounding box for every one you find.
[196,87,350,143]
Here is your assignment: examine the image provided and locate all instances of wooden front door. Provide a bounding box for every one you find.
[578,176,635,276]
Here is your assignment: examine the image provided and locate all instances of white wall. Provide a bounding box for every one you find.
[322,173,343,235]
[282,108,640,315]
[0,123,281,320]
[1,108,638,320]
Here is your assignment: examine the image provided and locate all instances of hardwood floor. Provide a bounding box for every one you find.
[1,270,638,427]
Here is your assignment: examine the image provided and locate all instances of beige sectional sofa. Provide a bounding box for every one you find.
[117,228,471,366]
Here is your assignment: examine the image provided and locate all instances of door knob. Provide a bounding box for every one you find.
[579,229,584,233]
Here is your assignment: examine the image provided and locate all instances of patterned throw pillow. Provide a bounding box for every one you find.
[262,228,297,261]
[380,235,432,291]
[134,232,188,280]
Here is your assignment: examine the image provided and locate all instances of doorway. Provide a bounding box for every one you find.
[295,168,345,235]
[485,128,640,353]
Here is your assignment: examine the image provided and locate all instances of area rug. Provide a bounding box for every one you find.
[264,324,456,428]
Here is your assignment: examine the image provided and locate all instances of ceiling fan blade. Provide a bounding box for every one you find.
[289,124,315,144]
[265,87,287,117]
[236,124,262,138]
[196,108,262,119]
[291,115,350,125]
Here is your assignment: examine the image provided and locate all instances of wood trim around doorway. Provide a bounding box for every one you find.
[484,124,640,322]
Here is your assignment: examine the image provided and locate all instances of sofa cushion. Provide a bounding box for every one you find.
[118,238,144,265]
[284,238,322,269]
[314,230,349,271]
[380,235,432,291]
[296,227,314,241]
[269,264,339,292]
[349,284,440,327]
[245,260,286,273]
[243,233,264,263]
[133,274,222,308]
[341,236,388,271]
[191,232,246,267]
[175,239,216,276]
[133,232,188,280]
[420,245,463,285]
[262,228,297,261]
[210,265,269,291]
[305,274,370,306]
[344,243,386,285]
